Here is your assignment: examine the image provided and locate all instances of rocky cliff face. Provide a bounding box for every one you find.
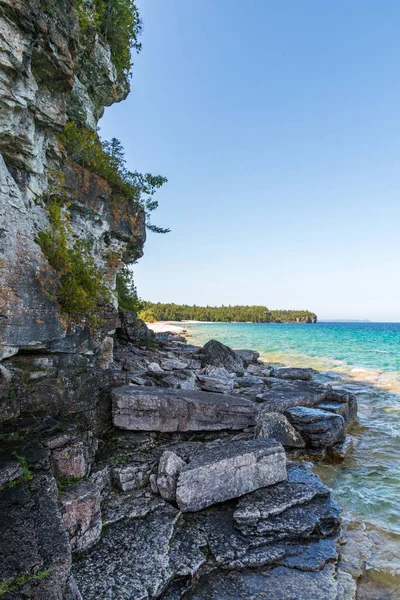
[0,0,145,363]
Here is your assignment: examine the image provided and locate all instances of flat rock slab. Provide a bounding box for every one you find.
[176,439,286,512]
[234,462,338,538]
[256,382,327,413]
[112,387,257,432]
[285,406,346,448]
[188,564,356,600]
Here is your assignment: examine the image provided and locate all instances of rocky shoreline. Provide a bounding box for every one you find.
[0,317,362,599]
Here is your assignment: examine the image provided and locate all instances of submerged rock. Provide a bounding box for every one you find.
[112,387,257,432]
[176,439,286,512]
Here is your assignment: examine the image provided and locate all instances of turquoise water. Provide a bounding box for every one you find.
[186,321,400,594]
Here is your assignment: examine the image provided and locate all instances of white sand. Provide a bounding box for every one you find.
[146,322,187,334]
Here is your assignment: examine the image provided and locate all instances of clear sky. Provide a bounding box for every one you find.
[100,0,400,322]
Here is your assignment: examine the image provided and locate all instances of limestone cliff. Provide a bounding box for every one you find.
[0,0,145,363]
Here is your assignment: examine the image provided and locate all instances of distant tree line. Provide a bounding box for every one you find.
[139,302,317,323]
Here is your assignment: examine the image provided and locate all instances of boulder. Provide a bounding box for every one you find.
[160,357,189,371]
[156,450,186,502]
[201,340,244,375]
[175,439,286,512]
[256,381,327,413]
[112,387,257,432]
[236,375,266,388]
[328,435,356,460]
[235,349,260,367]
[273,367,313,381]
[247,363,275,377]
[285,406,346,448]
[255,411,305,448]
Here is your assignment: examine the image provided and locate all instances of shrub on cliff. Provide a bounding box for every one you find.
[116,267,143,313]
[59,123,170,233]
[75,0,142,77]
[36,199,110,318]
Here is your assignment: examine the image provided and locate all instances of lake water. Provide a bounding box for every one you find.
[185,321,400,599]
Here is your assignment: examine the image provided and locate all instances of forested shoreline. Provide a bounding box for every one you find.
[139,302,317,323]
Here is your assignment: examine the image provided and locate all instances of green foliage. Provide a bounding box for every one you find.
[56,476,84,493]
[75,0,142,77]
[137,309,157,323]
[140,303,317,323]
[0,453,32,492]
[0,570,50,597]
[36,198,110,318]
[116,268,142,312]
[59,123,169,233]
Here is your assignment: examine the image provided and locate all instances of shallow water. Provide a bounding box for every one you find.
[186,321,400,598]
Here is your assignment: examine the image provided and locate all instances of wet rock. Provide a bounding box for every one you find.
[201,340,244,375]
[176,439,286,512]
[256,381,327,412]
[328,435,356,460]
[255,410,306,448]
[234,462,338,538]
[318,390,358,426]
[73,504,180,600]
[273,367,313,381]
[197,366,235,393]
[235,349,260,367]
[285,406,346,448]
[156,450,186,502]
[112,387,257,432]
[112,461,151,492]
[188,564,355,600]
[60,481,102,552]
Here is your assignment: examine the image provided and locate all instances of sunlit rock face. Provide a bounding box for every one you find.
[0,0,144,361]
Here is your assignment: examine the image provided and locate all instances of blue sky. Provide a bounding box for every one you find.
[100,1,400,321]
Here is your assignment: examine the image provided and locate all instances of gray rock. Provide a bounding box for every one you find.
[60,480,102,552]
[236,375,266,388]
[247,363,275,377]
[112,462,151,492]
[255,411,305,448]
[197,366,235,393]
[188,564,355,600]
[273,367,313,381]
[256,381,327,412]
[0,458,23,487]
[156,451,186,502]
[328,435,356,460]
[160,358,189,370]
[285,406,346,448]
[235,349,260,367]
[201,340,244,375]
[234,462,334,537]
[176,439,286,512]
[73,504,180,600]
[319,389,358,425]
[112,387,257,432]
[117,312,156,347]
[147,362,165,374]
